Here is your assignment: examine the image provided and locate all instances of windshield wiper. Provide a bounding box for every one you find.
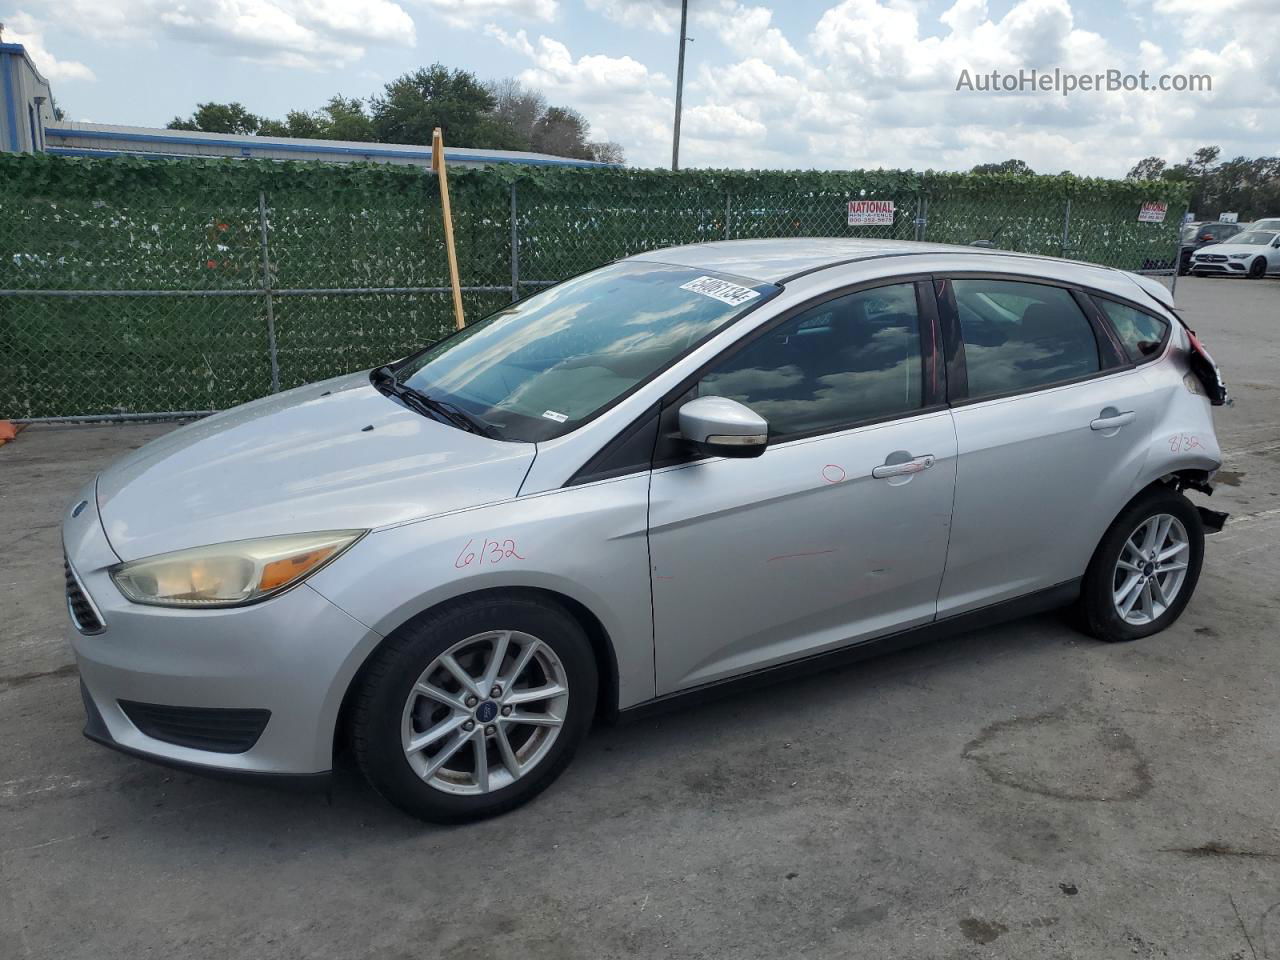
[370,366,496,438]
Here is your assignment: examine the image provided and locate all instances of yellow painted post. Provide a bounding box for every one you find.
[432,127,466,330]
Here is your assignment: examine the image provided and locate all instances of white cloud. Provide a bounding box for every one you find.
[584,0,678,34]
[692,1,802,70]
[487,25,674,163]
[22,0,416,69]
[421,0,558,27]
[3,11,95,81]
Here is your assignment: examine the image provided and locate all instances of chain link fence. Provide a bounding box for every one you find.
[0,156,1189,421]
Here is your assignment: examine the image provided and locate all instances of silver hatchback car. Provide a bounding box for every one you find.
[63,238,1229,822]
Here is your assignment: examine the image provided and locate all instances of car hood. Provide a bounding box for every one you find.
[96,372,536,561]
[1194,242,1268,256]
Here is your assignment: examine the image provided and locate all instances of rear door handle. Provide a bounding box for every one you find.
[872,454,935,479]
[1090,410,1136,431]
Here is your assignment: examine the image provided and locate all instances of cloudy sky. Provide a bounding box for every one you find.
[2,0,1275,176]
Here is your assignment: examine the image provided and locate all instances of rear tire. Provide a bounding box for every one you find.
[352,594,597,823]
[1077,486,1204,643]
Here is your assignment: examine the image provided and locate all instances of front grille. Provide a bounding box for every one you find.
[1199,254,1228,262]
[64,558,104,634]
[119,701,271,753]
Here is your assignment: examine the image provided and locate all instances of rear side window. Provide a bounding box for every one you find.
[953,279,1100,398]
[1095,298,1170,364]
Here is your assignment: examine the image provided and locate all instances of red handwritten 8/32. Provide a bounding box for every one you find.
[454,538,527,569]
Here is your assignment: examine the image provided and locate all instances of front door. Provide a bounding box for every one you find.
[648,281,958,694]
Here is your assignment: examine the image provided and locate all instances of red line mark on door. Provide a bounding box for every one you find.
[767,548,839,563]
[822,464,846,484]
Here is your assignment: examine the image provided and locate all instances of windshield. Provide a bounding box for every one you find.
[1183,223,1239,241]
[392,261,778,441]
[1230,231,1276,246]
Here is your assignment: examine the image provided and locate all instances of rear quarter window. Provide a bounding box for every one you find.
[1094,298,1170,364]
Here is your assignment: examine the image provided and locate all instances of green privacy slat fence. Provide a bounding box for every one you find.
[0,155,1190,420]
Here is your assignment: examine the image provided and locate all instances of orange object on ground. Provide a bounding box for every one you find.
[0,421,18,447]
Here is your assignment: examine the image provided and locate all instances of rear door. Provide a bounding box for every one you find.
[647,279,957,694]
[936,275,1159,616]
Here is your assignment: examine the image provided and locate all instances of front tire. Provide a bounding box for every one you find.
[1248,257,1267,279]
[352,594,597,823]
[1078,486,1204,642]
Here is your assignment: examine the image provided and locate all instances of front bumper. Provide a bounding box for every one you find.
[1191,259,1248,275]
[63,482,382,778]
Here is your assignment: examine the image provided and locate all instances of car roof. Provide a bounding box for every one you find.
[628,237,1145,287]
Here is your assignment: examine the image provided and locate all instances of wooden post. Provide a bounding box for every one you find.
[432,127,466,330]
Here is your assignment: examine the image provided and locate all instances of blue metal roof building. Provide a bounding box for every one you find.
[1,41,610,169]
[0,42,55,153]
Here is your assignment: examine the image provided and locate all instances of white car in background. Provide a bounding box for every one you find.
[1244,218,1280,232]
[1189,229,1280,279]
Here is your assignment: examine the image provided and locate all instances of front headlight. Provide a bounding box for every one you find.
[1228,253,1250,260]
[110,530,365,608]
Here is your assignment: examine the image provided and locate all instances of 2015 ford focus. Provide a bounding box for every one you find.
[63,238,1229,823]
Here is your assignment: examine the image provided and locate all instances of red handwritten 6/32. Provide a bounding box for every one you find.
[455,537,526,569]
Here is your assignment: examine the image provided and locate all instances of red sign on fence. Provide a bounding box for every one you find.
[847,200,896,226]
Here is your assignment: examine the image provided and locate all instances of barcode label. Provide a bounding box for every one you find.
[679,276,761,307]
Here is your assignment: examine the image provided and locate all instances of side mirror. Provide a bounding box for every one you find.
[678,396,768,459]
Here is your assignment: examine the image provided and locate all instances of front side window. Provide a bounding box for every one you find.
[394,262,777,441]
[953,279,1100,398]
[1096,298,1170,364]
[697,283,924,438]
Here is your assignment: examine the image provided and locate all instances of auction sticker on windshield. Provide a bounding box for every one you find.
[679,276,761,307]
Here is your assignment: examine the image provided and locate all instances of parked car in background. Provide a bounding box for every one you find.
[1242,218,1280,232]
[63,238,1229,823]
[1179,221,1243,274]
[1190,229,1280,278]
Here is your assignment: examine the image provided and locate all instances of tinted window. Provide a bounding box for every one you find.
[698,283,924,437]
[1097,298,1170,363]
[953,279,1100,398]
[396,262,777,442]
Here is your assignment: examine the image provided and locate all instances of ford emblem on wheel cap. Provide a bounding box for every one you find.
[476,701,498,723]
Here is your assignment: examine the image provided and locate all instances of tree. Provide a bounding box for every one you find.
[486,78,545,152]
[531,106,595,159]
[320,96,376,142]
[1188,146,1221,178]
[162,65,625,162]
[370,64,509,147]
[1122,145,1280,220]
[1126,157,1166,180]
[970,159,1034,176]
[590,141,625,164]
[167,102,262,135]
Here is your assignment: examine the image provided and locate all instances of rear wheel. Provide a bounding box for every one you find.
[1078,487,1204,642]
[1248,257,1267,279]
[352,595,597,823]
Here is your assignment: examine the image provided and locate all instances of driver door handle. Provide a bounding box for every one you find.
[872,454,935,479]
[1090,410,1136,431]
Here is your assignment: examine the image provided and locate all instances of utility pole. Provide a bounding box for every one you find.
[671,0,689,171]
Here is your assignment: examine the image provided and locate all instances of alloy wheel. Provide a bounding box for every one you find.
[400,630,569,795]
[1112,513,1190,626]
